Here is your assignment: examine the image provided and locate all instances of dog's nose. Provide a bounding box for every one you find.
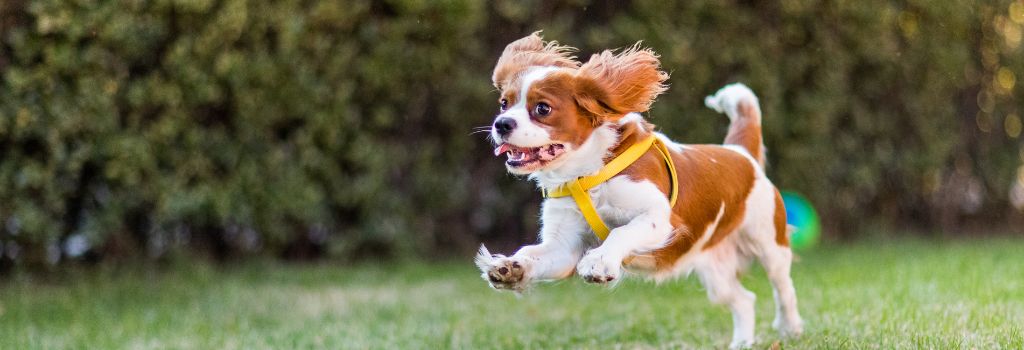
[494,117,517,137]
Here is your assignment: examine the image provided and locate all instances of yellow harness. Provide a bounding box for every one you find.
[542,135,679,240]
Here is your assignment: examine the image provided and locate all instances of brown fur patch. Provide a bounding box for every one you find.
[523,72,599,146]
[656,146,755,267]
[612,124,756,269]
[724,100,765,167]
[574,44,668,120]
[492,32,579,91]
[773,188,790,246]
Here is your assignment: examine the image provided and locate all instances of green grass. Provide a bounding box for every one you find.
[2,239,1023,349]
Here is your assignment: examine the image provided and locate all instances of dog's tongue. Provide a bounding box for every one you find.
[494,144,511,156]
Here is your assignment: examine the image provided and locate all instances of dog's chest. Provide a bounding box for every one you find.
[589,176,671,229]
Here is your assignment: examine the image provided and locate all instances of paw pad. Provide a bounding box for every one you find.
[583,274,615,284]
[482,258,527,291]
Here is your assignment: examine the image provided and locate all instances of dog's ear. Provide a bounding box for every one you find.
[492,31,579,90]
[574,43,669,121]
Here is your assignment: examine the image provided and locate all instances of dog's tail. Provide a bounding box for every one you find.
[704,83,766,168]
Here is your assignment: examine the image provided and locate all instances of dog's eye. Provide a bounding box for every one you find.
[534,102,551,117]
[499,99,509,112]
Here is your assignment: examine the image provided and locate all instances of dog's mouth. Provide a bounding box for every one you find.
[494,143,566,171]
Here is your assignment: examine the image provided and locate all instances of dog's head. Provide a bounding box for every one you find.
[489,32,669,175]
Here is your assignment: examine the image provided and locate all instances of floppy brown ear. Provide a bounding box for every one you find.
[492,31,579,90]
[574,43,669,120]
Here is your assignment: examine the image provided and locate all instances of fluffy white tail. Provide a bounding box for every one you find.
[705,83,765,167]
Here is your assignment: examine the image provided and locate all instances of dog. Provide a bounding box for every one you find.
[474,32,803,348]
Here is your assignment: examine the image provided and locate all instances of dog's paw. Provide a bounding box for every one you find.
[475,245,530,291]
[773,315,804,338]
[576,250,621,284]
[728,337,754,350]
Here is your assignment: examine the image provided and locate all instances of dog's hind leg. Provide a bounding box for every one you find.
[756,189,803,337]
[695,241,756,349]
[758,241,803,337]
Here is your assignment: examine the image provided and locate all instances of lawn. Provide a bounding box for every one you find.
[2,238,1023,349]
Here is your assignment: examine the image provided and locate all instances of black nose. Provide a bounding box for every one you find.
[494,117,517,136]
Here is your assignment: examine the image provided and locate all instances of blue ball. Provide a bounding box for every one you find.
[781,191,820,250]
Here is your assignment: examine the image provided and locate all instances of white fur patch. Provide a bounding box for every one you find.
[530,123,618,190]
[655,132,691,152]
[705,83,760,122]
[575,177,675,284]
[617,112,646,129]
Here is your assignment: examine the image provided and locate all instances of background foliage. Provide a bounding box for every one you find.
[2,0,1023,268]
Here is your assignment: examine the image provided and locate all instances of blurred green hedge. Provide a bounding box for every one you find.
[2,0,1023,268]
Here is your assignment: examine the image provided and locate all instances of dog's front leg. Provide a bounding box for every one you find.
[577,210,672,284]
[476,200,588,292]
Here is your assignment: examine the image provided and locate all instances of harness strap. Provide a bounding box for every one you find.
[567,180,610,239]
[543,134,678,241]
[653,137,680,207]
